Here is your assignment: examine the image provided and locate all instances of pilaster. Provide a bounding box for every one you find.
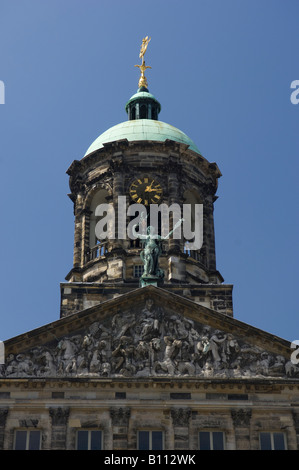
[231,408,252,450]
[171,407,191,450]
[49,407,70,450]
[110,407,131,450]
[0,408,8,450]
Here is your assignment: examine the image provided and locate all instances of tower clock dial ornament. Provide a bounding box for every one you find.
[129,177,163,205]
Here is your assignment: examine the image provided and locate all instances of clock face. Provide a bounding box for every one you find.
[129,177,163,205]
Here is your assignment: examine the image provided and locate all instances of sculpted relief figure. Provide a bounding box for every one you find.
[2,298,298,380]
[140,299,161,339]
[206,331,227,363]
[154,336,182,375]
[92,340,111,376]
[36,349,56,376]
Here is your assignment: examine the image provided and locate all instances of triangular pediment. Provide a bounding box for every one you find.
[2,286,298,380]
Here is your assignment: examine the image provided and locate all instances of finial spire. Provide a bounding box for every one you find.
[135,36,151,90]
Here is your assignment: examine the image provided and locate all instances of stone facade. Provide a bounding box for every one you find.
[1,287,299,450]
[1,377,299,450]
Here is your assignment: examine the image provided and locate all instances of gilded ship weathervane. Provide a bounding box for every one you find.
[135,36,151,89]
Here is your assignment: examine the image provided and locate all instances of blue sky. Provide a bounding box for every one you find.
[0,0,298,342]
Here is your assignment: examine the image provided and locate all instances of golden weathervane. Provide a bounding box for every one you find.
[135,36,151,89]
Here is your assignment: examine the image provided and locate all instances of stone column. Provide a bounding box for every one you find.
[49,407,70,450]
[136,103,140,119]
[82,208,92,263]
[204,195,217,272]
[231,408,252,450]
[73,192,84,268]
[0,408,8,450]
[171,408,191,450]
[104,162,126,281]
[110,407,131,450]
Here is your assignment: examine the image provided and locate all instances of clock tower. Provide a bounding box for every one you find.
[60,40,233,319]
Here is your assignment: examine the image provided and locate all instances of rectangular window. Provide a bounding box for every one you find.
[14,430,41,450]
[138,431,163,450]
[170,393,191,399]
[133,265,144,278]
[260,432,286,450]
[77,430,102,450]
[199,431,224,450]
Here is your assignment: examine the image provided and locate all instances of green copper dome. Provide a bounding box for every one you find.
[84,119,201,157]
[84,86,201,157]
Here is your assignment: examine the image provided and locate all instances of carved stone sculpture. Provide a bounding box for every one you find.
[1,298,297,380]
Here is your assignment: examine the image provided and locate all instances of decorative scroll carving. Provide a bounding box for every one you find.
[231,409,252,426]
[19,419,38,428]
[1,299,297,380]
[49,407,70,426]
[110,407,131,426]
[171,408,191,426]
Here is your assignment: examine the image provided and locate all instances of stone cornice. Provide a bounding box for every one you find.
[67,140,220,185]
[1,376,299,389]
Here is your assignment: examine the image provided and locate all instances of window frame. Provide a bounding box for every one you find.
[259,432,287,450]
[133,264,144,278]
[198,430,225,450]
[14,429,41,450]
[137,430,164,450]
[76,429,103,450]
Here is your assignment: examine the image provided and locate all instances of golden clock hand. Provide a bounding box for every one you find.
[146,180,154,191]
[145,181,154,192]
[149,186,162,193]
